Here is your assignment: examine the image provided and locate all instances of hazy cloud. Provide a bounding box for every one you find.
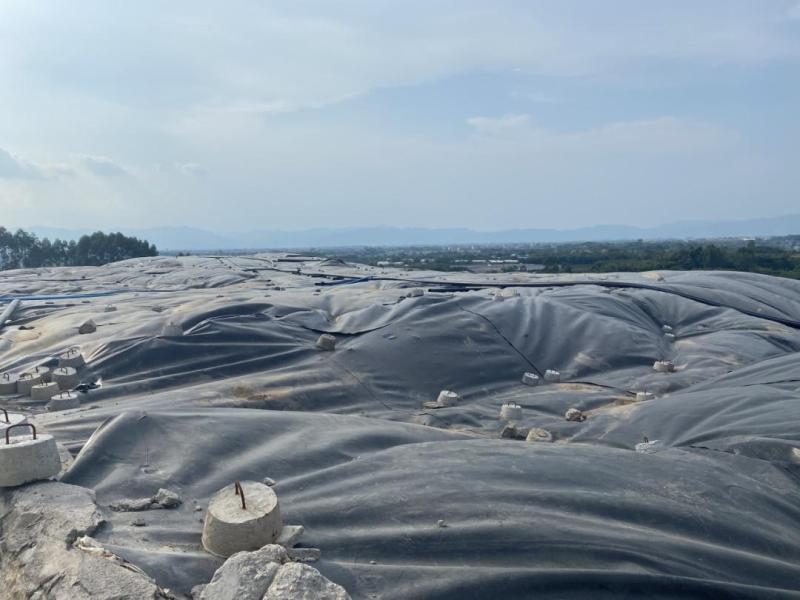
[80,156,127,177]
[0,147,44,179]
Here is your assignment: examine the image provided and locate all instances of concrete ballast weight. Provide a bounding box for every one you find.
[31,382,59,401]
[53,366,80,390]
[500,401,523,421]
[0,373,20,395]
[58,348,86,369]
[316,334,336,351]
[521,372,540,386]
[436,390,460,407]
[0,425,62,487]
[202,480,283,558]
[48,392,81,411]
[17,372,43,395]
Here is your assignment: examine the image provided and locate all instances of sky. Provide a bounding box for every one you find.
[0,0,798,233]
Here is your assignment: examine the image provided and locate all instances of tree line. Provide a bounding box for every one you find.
[0,227,158,270]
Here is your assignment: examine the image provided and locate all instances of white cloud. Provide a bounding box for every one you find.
[0,147,44,179]
[80,155,127,177]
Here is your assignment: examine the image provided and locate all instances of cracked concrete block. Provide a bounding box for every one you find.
[202,481,283,558]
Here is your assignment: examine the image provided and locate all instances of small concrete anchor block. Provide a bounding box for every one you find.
[53,366,80,390]
[521,372,540,386]
[653,360,675,373]
[30,381,59,401]
[436,390,460,407]
[315,334,336,351]
[58,348,86,369]
[0,373,20,395]
[0,424,62,487]
[16,372,43,395]
[202,480,283,558]
[565,408,586,422]
[544,369,561,383]
[499,401,523,421]
[47,392,81,411]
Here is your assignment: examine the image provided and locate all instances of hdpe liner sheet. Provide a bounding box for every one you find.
[1,255,800,598]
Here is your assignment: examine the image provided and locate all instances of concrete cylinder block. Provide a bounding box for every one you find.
[521,372,540,386]
[544,369,561,383]
[653,360,675,373]
[31,382,59,401]
[0,409,27,432]
[31,365,51,383]
[436,390,460,407]
[58,348,86,369]
[407,288,424,297]
[635,391,654,402]
[17,372,43,395]
[47,392,81,411]
[315,334,336,351]
[500,401,523,421]
[0,373,19,395]
[662,325,673,333]
[53,366,80,390]
[0,425,62,487]
[565,408,586,422]
[202,480,283,558]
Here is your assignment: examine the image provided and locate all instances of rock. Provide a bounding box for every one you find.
[264,563,350,600]
[110,497,156,512]
[0,481,170,598]
[526,428,553,443]
[653,360,675,373]
[500,424,517,439]
[200,544,288,600]
[287,547,321,562]
[263,477,276,486]
[315,334,336,351]
[104,304,118,312]
[153,488,182,508]
[275,525,305,548]
[565,408,586,422]
[78,319,97,334]
[131,517,147,527]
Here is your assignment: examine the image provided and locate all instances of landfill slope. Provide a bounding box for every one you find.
[2,254,800,599]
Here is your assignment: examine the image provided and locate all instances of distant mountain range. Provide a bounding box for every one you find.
[26,214,800,251]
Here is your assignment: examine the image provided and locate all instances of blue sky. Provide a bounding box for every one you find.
[0,0,798,232]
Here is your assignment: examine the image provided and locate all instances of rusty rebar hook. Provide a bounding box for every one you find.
[234,480,247,510]
[5,423,36,445]
[1,408,8,424]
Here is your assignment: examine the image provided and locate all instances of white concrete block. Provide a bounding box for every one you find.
[653,360,675,373]
[31,382,60,401]
[436,390,460,407]
[315,334,336,351]
[0,426,62,487]
[53,366,80,390]
[17,372,43,395]
[500,401,523,421]
[0,373,19,395]
[202,481,283,558]
[407,288,424,297]
[544,369,561,383]
[521,372,539,386]
[47,392,81,411]
[58,348,86,369]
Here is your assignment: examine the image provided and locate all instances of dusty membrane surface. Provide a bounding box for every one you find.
[2,253,800,598]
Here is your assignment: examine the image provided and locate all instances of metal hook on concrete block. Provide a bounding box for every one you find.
[1,409,8,424]
[5,423,36,444]
[234,480,247,510]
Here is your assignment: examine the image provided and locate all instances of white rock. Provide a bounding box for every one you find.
[653,360,675,373]
[526,428,553,443]
[275,525,304,548]
[264,562,351,600]
[565,408,585,422]
[153,488,182,508]
[78,319,97,334]
[635,391,654,402]
[200,545,288,600]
